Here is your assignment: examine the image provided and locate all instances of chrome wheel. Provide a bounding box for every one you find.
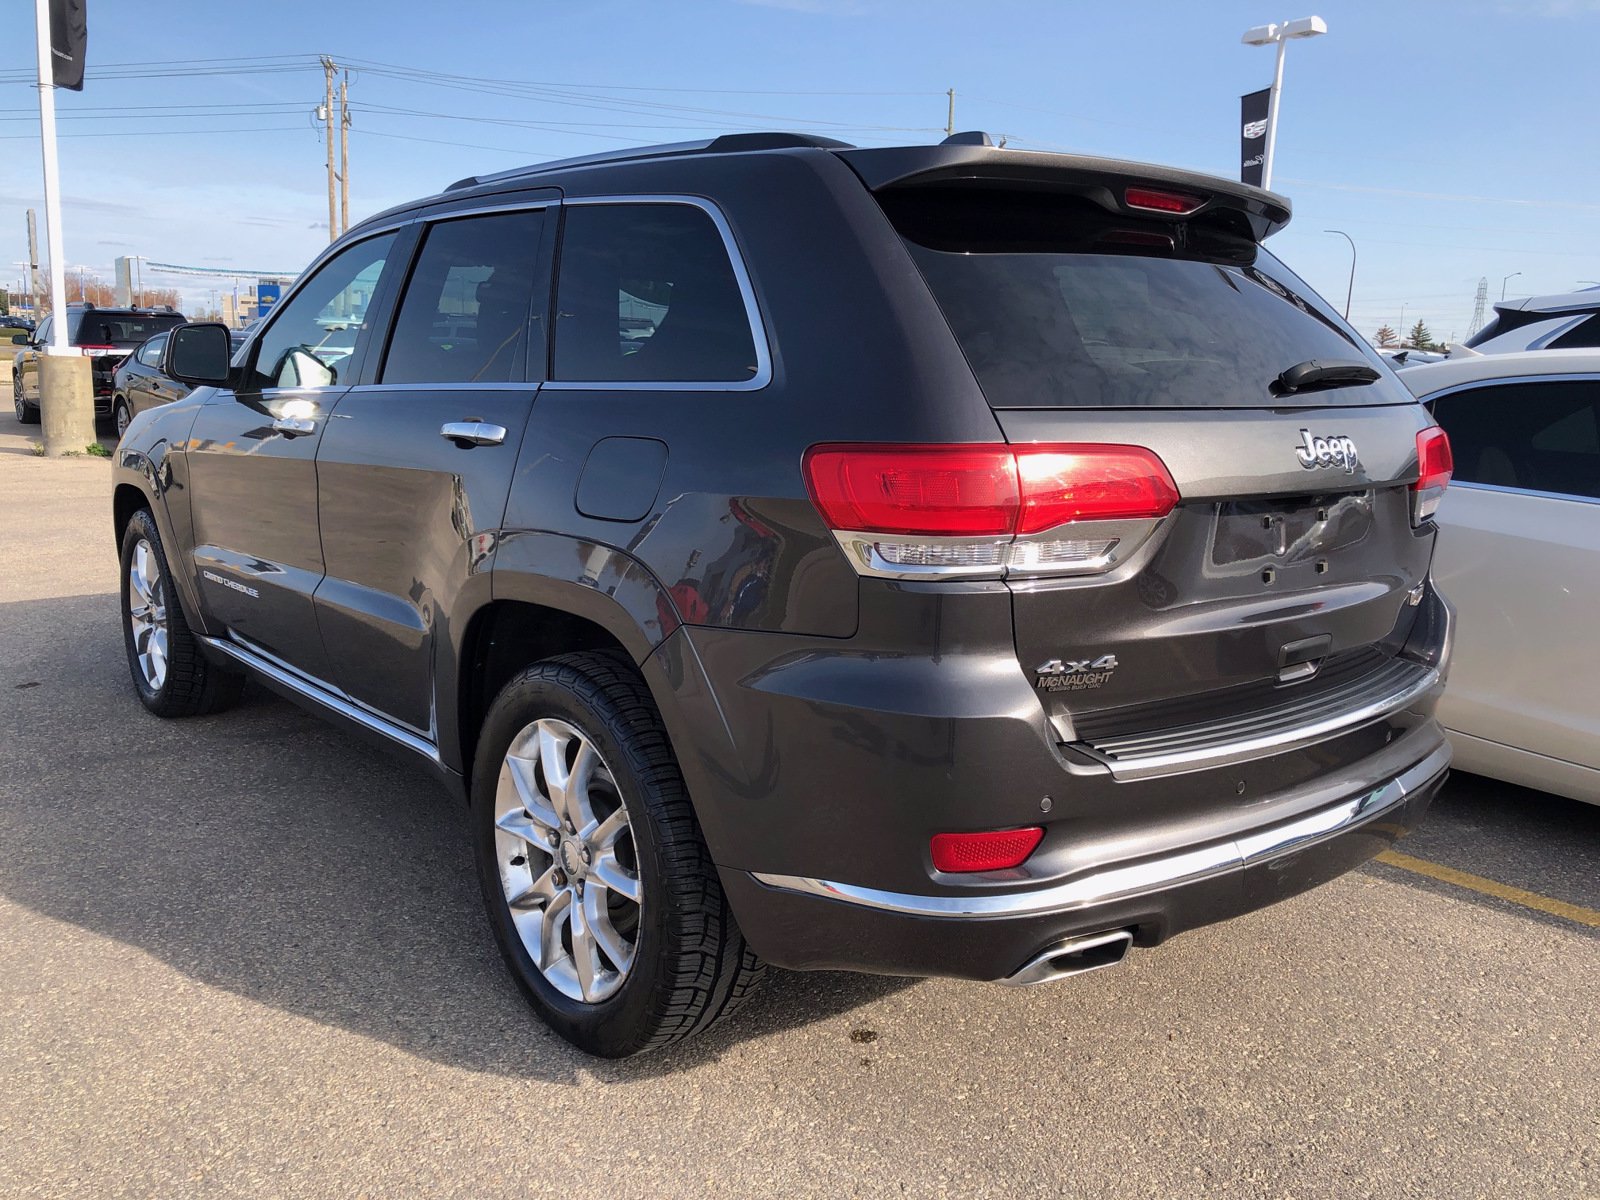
[126,538,169,691]
[494,717,642,1003]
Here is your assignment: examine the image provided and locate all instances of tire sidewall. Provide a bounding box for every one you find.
[119,510,171,709]
[470,663,677,1056]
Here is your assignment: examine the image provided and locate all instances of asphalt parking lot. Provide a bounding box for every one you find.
[2,386,1597,1199]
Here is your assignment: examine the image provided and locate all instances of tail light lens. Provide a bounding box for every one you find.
[930,827,1044,873]
[1412,426,1453,525]
[803,443,1178,579]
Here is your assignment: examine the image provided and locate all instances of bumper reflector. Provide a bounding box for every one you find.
[931,827,1045,873]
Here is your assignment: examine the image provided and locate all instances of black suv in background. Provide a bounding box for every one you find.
[110,328,249,439]
[12,303,185,424]
[112,133,1453,1057]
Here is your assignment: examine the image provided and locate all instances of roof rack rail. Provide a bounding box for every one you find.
[445,131,855,192]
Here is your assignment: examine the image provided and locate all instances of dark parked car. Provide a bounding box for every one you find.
[12,303,185,424]
[111,328,247,438]
[110,133,1453,1057]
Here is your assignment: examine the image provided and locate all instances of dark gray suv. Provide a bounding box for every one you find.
[111,133,1454,1057]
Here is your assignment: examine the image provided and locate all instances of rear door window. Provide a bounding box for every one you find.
[380,209,547,385]
[1430,379,1600,500]
[136,333,168,367]
[551,202,759,384]
[885,188,1398,409]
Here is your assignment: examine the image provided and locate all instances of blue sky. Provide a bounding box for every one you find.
[3,0,1598,339]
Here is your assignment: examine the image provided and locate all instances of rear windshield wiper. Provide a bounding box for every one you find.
[1272,358,1381,396]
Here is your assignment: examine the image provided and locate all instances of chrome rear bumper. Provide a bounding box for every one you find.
[751,740,1449,920]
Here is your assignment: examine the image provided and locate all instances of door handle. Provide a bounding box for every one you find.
[271,416,317,437]
[441,421,507,447]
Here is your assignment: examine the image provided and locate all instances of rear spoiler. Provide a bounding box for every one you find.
[834,145,1292,242]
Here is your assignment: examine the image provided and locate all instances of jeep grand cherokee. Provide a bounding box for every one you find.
[111,133,1453,1057]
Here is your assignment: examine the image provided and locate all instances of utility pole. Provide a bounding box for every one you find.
[321,56,338,243]
[945,88,955,139]
[26,209,40,316]
[339,71,351,235]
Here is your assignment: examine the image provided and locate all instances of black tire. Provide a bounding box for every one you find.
[113,398,132,441]
[471,650,765,1057]
[14,375,38,424]
[119,508,244,718]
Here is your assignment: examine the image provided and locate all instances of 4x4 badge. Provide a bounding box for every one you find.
[1295,429,1359,473]
[1036,654,1118,692]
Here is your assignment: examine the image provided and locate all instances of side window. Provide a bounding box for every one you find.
[552,203,759,384]
[1432,380,1600,500]
[1548,314,1600,350]
[36,316,51,346]
[138,333,168,367]
[380,209,546,385]
[247,233,396,391]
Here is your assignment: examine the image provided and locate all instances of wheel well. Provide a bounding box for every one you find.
[458,601,633,774]
[113,483,148,546]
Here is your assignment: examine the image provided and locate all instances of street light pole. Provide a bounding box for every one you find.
[1500,271,1522,301]
[1324,229,1356,320]
[1241,16,1328,192]
[1264,36,1287,192]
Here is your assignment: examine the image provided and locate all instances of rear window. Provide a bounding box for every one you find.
[885,189,1394,409]
[69,310,184,349]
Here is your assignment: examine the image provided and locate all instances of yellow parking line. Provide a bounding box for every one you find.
[1375,850,1600,928]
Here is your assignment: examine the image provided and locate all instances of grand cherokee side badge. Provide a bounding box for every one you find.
[1295,429,1359,473]
[1036,654,1118,692]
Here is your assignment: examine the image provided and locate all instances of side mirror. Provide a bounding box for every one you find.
[164,322,233,387]
[9,333,27,346]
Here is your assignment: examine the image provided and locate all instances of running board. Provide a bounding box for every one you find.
[200,635,443,767]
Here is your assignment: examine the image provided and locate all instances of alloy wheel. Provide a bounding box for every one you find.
[115,402,130,440]
[126,537,169,691]
[493,717,642,1003]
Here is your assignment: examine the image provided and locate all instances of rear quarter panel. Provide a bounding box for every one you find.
[1431,484,1600,771]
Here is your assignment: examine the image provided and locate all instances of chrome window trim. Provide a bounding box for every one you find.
[542,194,773,393]
[344,381,539,393]
[749,744,1448,919]
[1417,371,1600,403]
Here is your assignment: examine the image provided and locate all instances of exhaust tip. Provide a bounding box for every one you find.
[1001,929,1133,987]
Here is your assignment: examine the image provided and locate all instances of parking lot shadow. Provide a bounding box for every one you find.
[0,593,913,1082]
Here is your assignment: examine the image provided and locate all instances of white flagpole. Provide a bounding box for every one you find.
[34,0,71,355]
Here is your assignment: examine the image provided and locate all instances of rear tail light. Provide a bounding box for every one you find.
[1411,426,1453,525]
[930,827,1044,874]
[803,443,1178,579]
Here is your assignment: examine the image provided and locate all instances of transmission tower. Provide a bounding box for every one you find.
[1468,276,1488,337]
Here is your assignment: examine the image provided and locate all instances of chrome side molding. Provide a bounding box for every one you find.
[200,635,442,766]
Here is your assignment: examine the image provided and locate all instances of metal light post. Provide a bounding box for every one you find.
[1241,16,1328,191]
[1324,229,1356,320]
[1500,271,1522,301]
